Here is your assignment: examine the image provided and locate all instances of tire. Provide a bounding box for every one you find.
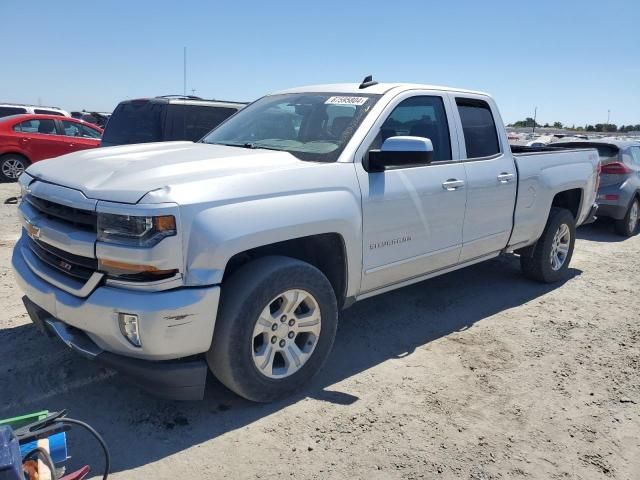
[614,198,639,237]
[0,154,28,182]
[207,256,338,402]
[520,207,576,283]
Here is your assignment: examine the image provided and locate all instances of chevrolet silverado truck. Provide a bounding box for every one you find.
[13,79,600,401]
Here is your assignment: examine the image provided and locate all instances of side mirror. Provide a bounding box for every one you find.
[364,136,434,173]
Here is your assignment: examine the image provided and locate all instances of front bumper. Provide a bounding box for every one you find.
[23,297,208,400]
[13,236,221,400]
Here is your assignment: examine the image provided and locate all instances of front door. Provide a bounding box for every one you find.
[355,93,467,293]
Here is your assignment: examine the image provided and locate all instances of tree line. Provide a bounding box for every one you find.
[508,118,640,132]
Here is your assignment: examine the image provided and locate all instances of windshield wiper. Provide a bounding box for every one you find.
[208,141,281,152]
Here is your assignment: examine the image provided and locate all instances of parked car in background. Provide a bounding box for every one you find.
[0,114,102,181]
[553,140,640,236]
[71,111,111,128]
[100,95,246,147]
[0,103,70,119]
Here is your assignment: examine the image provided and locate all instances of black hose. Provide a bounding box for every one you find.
[54,417,110,480]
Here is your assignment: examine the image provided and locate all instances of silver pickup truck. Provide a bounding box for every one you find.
[13,80,599,401]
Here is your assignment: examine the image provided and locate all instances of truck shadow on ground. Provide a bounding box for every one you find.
[0,254,581,475]
[576,219,629,243]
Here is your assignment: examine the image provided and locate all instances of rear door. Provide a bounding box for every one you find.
[13,118,70,161]
[355,91,467,293]
[453,96,517,262]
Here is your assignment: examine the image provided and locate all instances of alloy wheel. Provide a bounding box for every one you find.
[550,223,571,271]
[251,289,321,379]
[1,159,25,179]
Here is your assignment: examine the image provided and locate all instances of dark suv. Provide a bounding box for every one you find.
[100,95,246,147]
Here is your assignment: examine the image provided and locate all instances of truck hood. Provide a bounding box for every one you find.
[26,142,314,204]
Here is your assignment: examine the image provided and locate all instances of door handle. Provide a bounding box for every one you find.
[442,179,465,191]
[68,143,75,147]
[497,173,515,183]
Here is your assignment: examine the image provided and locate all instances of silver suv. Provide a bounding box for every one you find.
[555,140,640,236]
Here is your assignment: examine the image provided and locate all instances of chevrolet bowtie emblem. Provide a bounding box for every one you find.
[26,222,41,240]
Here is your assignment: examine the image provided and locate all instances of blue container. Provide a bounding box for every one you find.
[0,426,22,480]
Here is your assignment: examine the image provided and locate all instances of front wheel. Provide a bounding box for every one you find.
[614,198,639,237]
[207,256,338,402]
[0,154,28,182]
[520,207,576,283]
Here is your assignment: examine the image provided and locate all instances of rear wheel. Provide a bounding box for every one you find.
[207,256,338,402]
[614,198,639,237]
[520,207,576,283]
[0,154,28,182]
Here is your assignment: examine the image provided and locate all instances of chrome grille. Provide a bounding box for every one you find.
[25,194,97,232]
[27,237,97,281]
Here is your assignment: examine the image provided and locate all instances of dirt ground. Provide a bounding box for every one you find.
[0,181,638,480]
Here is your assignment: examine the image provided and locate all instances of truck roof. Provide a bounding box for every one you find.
[274,82,489,97]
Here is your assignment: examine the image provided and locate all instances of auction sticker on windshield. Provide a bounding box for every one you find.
[325,96,369,106]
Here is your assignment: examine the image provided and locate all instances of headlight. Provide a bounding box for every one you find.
[97,213,176,247]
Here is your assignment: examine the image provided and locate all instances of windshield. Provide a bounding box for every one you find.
[201,93,381,162]
[101,101,164,146]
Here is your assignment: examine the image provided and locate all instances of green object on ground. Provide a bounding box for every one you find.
[0,411,49,429]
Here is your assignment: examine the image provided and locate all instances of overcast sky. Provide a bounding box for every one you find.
[2,0,639,126]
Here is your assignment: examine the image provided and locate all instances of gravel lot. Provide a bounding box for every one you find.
[0,181,638,480]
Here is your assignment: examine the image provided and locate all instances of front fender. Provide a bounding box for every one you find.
[182,188,363,297]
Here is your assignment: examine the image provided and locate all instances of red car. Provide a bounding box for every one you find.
[0,114,103,181]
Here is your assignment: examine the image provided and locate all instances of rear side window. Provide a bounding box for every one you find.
[165,105,238,141]
[14,119,57,134]
[0,107,27,118]
[101,101,165,145]
[456,98,501,158]
[34,109,64,116]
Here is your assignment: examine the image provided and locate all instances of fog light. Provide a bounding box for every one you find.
[118,313,141,347]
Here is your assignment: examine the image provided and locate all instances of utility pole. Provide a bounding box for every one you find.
[606,109,610,131]
[532,106,538,134]
[183,47,187,97]
[191,88,196,96]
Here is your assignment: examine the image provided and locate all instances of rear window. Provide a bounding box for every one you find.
[165,104,238,141]
[101,101,165,146]
[456,98,501,158]
[34,109,64,116]
[0,106,27,118]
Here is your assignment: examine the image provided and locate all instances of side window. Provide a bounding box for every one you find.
[35,109,64,116]
[79,124,102,138]
[182,106,237,141]
[629,147,640,166]
[14,119,57,135]
[456,98,501,158]
[0,107,27,118]
[62,120,81,137]
[61,120,102,138]
[371,96,452,162]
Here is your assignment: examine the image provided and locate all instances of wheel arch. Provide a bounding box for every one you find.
[222,233,349,308]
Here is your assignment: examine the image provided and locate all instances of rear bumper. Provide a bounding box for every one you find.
[596,203,627,220]
[23,297,208,400]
